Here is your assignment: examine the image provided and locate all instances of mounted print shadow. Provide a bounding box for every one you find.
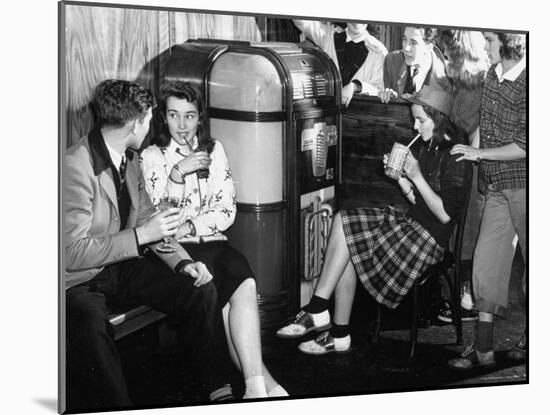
[59,0,528,413]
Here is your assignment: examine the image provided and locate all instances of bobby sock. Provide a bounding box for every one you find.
[474,321,494,353]
[461,291,474,310]
[304,295,330,314]
[330,323,350,339]
[243,375,267,399]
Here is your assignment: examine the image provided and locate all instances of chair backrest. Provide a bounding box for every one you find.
[421,182,472,280]
[448,182,472,287]
[451,184,472,260]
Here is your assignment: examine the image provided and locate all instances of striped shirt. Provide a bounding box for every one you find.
[478,62,527,193]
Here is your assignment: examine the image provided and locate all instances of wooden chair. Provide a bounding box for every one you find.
[372,191,471,359]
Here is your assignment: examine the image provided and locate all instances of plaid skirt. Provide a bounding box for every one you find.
[341,205,445,309]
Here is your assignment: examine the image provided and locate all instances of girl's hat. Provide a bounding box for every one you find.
[403,83,452,116]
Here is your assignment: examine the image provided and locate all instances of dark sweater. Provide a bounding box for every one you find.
[407,142,473,247]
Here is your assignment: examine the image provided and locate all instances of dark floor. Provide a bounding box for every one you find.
[116,248,526,411]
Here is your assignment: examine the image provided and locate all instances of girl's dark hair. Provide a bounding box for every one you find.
[152,80,215,153]
[422,105,468,150]
[497,33,526,61]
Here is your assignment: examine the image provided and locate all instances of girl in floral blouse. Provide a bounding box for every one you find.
[140,81,286,399]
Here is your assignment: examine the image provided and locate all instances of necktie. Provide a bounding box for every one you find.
[411,67,420,92]
[117,155,130,229]
[405,66,420,94]
[119,156,127,185]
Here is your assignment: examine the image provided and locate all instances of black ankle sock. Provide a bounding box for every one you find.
[474,321,494,353]
[304,295,329,314]
[330,323,350,338]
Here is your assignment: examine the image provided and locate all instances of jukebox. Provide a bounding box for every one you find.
[164,39,342,328]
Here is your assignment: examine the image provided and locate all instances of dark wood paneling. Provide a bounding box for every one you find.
[389,24,405,52]
[64,6,261,148]
[340,96,416,210]
[266,18,302,42]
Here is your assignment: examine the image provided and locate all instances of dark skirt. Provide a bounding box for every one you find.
[341,206,444,309]
[180,241,255,307]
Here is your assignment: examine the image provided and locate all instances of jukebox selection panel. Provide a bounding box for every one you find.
[283,53,335,101]
[291,71,332,100]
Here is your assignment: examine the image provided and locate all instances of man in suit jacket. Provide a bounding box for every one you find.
[63,79,233,411]
[379,26,451,103]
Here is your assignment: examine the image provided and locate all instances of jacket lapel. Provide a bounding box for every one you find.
[98,170,119,216]
[124,160,139,214]
[396,55,408,95]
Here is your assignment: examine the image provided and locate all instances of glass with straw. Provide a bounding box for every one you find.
[384,133,421,180]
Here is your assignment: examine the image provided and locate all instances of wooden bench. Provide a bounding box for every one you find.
[108,305,167,341]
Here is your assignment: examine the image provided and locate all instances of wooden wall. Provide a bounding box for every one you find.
[62,4,261,147]
[62,4,406,148]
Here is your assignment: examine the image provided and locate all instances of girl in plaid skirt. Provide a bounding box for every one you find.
[277,83,472,355]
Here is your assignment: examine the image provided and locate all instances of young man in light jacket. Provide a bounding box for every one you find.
[63,79,234,411]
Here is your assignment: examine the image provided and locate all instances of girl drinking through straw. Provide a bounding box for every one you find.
[276,83,472,355]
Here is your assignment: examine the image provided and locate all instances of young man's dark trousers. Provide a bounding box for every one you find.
[65,254,233,412]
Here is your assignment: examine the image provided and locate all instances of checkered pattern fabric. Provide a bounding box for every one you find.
[478,64,527,193]
[341,206,444,309]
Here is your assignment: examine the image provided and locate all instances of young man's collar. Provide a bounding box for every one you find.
[495,56,526,82]
[88,126,133,176]
[345,29,367,43]
[105,141,124,172]
[409,50,433,81]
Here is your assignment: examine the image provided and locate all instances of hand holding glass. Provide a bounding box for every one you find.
[385,143,409,180]
[384,134,421,180]
[156,195,181,254]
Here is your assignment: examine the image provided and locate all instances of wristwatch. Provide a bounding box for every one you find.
[474,150,482,164]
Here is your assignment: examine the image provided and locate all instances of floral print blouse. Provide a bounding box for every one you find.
[140,138,236,237]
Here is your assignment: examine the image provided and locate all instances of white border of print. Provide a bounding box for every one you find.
[4,0,544,414]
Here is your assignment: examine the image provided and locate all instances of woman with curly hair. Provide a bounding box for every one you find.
[439,29,489,140]
[436,30,490,323]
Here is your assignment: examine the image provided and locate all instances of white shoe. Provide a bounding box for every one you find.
[298,331,351,355]
[276,310,331,339]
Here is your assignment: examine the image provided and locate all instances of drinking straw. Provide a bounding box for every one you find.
[407,133,422,148]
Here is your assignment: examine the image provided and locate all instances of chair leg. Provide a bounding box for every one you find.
[453,266,463,345]
[445,269,462,346]
[409,282,419,359]
[372,304,382,343]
